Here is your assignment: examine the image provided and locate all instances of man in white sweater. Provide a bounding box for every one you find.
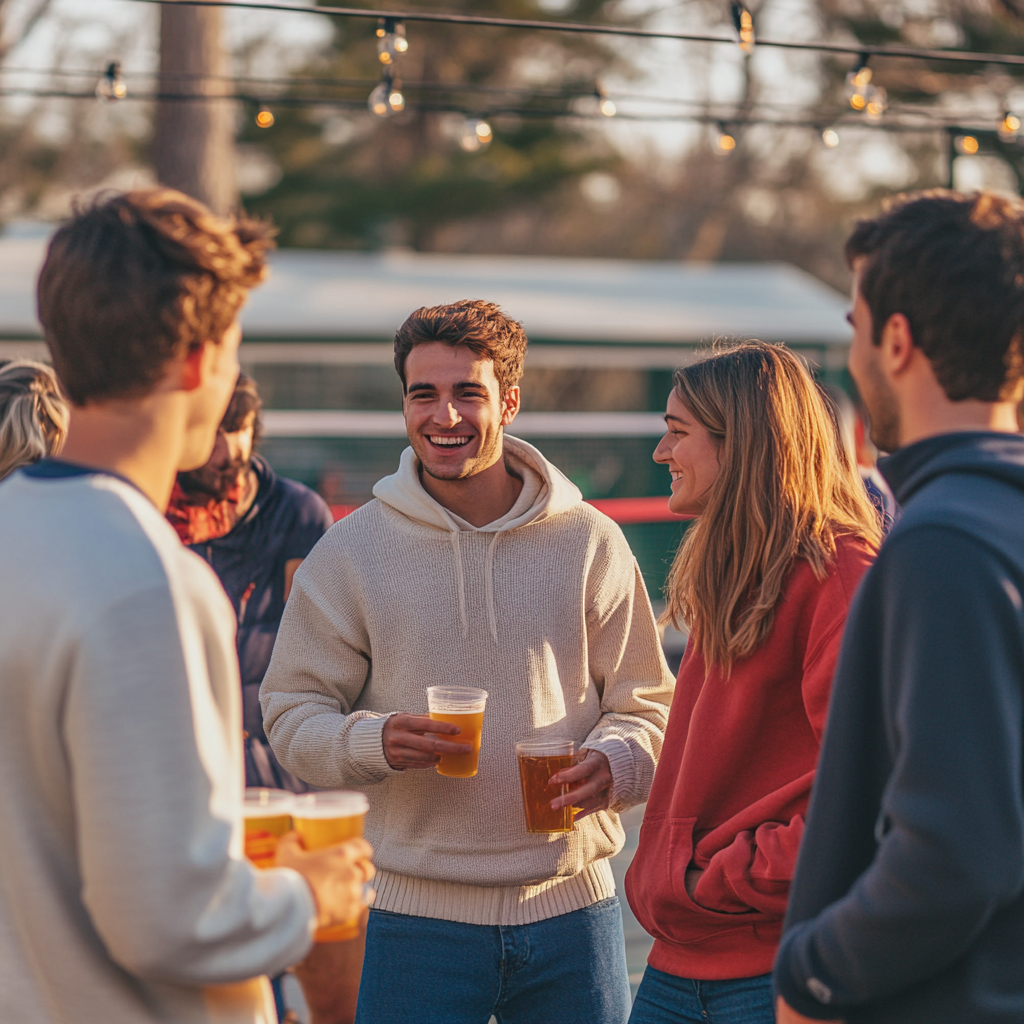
[261,300,675,1024]
[0,189,373,1024]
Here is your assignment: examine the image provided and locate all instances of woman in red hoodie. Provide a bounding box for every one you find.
[625,341,881,1023]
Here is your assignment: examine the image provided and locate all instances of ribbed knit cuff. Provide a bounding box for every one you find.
[581,736,636,810]
[348,714,400,780]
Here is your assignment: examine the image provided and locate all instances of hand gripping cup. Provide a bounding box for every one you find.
[426,686,489,778]
[291,791,370,942]
[242,788,294,869]
[516,738,577,833]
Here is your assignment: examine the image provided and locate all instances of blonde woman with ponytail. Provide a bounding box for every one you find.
[625,341,881,1024]
[0,360,68,482]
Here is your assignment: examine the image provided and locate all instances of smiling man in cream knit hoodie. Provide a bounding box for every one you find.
[261,300,674,1024]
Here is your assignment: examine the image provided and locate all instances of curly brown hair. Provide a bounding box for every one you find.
[37,188,275,405]
[393,299,527,396]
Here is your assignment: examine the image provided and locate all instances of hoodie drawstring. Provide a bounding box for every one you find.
[449,532,469,638]
[484,532,501,644]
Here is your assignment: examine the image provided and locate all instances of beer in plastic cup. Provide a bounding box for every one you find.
[242,788,294,869]
[291,791,370,942]
[516,738,577,833]
[426,686,488,778]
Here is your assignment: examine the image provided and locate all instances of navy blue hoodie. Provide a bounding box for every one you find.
[774,432,1024,1023]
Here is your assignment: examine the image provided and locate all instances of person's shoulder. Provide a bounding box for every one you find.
[271,474,333,525]
[0,471,225,616]
[306,499,390,553]
[831,532,877,587]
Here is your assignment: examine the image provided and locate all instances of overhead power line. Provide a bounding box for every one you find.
[114,0,1024,68]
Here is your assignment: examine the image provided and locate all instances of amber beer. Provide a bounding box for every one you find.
[516,739,577,834]
[426,686,488,778]
[291,791,370,942]
[242,789,294,869]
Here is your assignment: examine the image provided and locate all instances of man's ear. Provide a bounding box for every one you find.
[501,385,521,425]
[879,313,915,377]
[179,341,208,392]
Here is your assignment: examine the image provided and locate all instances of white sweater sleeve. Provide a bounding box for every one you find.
[581,523,675,812]
[65,583,315,986]
[261,557,399,788]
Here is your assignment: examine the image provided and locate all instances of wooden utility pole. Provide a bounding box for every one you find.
[152,0,236,214]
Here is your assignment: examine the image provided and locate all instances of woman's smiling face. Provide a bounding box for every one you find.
[653,390,722,516]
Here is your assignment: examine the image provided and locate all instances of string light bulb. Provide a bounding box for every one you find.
[255,105,275,128]
[730,1,755,54]
[956,134,980,155]
[595,84,617,117]
[864,85,887,122]
[716,123,737,151]
[460,117,493,151]
[999,111,1021,141]
[377,18,408,65]
[368,71,404,117]
[821,127,840,148]
[95,61,127,102]
[845,54,872,110]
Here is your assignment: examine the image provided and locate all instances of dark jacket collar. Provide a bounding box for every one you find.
[879,431,1024,507]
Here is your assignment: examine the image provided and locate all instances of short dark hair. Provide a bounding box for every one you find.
[846,189,1024,403]
[37,188,275,406]
[222,372,263,446]
[393,300,527,396]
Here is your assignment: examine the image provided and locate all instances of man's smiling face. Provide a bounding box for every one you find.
[402,341,519,481]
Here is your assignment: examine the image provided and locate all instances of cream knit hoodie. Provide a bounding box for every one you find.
[261,436,674,926]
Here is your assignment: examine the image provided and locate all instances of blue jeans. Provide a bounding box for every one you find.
[355,897,631,1024]
[628,966,774,1024]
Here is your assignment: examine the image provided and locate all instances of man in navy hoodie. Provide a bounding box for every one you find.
[774,191,1024,1023]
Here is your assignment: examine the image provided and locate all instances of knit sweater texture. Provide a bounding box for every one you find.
[0,464,315,1024]
[261,436,675,927]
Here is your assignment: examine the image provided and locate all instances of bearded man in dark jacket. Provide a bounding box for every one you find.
[167,374,334,792]
[775,191,1024,1024]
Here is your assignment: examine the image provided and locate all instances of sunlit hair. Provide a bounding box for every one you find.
[0,360,69,481]
[662,341,882,673]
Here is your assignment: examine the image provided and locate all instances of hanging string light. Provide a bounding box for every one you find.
[730,1,755,54]
[955,134,980,154]
[821,127,840,147]
[845,54,871,110]
[255,104,275,127]
[716,122,737,151]
[460,117,493,151]
[864,86,887,121]
[377,18,409,65]
[368,69,404,116]
[95,61,127,102]
[595,83,617,117]
[998,110,1021,141]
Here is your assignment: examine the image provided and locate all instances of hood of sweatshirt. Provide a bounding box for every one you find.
[371,435,584,641]
[879,431,1024,507]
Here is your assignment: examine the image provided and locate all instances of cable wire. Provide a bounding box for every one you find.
[113,0,1024,68]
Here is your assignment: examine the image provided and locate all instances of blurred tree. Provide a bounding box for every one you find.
[244,0,640,250]
[153,0,237,214]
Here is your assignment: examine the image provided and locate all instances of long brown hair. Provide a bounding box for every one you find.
[663,341,881,672]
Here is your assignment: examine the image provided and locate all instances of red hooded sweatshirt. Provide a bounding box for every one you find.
[625,534,874,980]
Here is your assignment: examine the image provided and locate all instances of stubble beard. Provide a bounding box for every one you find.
[178,457,251,501]
[417,429,503,482]
[858,357,901,455]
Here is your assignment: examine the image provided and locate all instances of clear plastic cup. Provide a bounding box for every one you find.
[291,791,371,942]
[516,739,577,833]
[242,788,294,869]
[426,685,489,778]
